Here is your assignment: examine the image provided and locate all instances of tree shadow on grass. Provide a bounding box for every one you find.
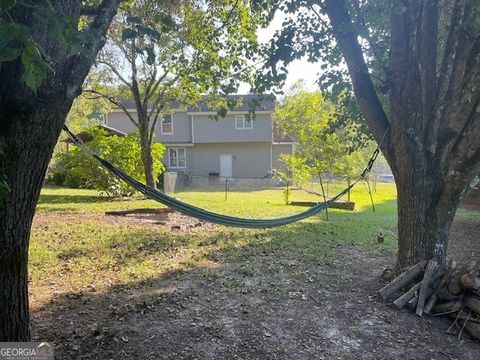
[38,193,110,205]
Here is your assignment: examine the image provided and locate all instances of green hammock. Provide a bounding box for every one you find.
[63,125,379,228]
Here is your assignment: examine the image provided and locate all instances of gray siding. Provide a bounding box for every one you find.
[191,143,271,178]
[272,144,293,171]
[156,111,191,143]
[106,111,192,143]
[192,113,272,143]
[106,112,137,134]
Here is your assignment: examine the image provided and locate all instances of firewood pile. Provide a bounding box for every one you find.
[378,259,480,340]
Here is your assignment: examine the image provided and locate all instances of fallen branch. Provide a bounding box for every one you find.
[377,260,427,301]
[416,260,438,316]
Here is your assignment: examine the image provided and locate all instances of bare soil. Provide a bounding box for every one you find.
[30,203,480,359]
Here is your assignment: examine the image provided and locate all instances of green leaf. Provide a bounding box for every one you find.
[136,25,160,40]
[160,14,176,32]
[0,0,15,10]
[0,47,21,62]
[126,16,142,24]
[121,28,138,40]
[66,30,94,59]
[145,46,155,65]
[21,41,48,91]
[0,23,30,48]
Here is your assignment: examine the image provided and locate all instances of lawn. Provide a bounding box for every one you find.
[30,183,480,359]
[32,183,399,285]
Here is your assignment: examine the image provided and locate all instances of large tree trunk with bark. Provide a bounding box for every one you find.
[0,0,119,341]
[0,109,67,340]
[138,111,157,189]
[394,170,463,268]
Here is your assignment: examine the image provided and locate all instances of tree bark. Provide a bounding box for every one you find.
[0,0,119,341]
[394,169,464,268]
[0,109,67,340]
[138,117,157,189]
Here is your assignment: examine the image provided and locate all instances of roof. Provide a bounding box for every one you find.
[118,94,275,112]
[272,121,295,143]
[191,94,275,112]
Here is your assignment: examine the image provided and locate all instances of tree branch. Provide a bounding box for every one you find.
[418,0,438,135]
[351,0,387,69]
[65,0,121,100]
[84,89,139,127]
[81,5,101,16]
[97,59,133,90]
[322,0,391,155]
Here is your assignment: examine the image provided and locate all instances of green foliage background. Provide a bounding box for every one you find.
[52,128,165,197]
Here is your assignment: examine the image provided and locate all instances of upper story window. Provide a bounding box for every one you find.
[235,115,252,129]
[169,148,186,168]
[91,112,106,125]
[161,114,173,134]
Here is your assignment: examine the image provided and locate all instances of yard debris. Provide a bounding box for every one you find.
[103,209,215,233]
[105,208,175,216]
[379,258,480,341]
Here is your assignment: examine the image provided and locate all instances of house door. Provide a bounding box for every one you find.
[220,154,233,178]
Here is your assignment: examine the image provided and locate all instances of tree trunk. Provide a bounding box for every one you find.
[139,124,157,189]
[0,0,119,342]
[394,169,464,269]
[318,173,329,221]
[0,108,67,341]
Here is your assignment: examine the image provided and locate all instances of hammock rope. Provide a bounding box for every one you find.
[63,125,380,228]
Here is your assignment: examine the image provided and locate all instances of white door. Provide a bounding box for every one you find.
[220,154,233,178]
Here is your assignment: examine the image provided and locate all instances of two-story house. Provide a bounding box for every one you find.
[104,95,295,180]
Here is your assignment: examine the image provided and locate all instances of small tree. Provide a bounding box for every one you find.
[58,127,165,196]
[88,0,261,188]
[275,86,369,217]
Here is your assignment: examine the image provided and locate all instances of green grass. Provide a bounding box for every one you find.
[31,183,399,292]
[456,208,480,221]
[38,186,164,213]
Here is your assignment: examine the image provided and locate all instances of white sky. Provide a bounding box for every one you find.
[238,11,322,94]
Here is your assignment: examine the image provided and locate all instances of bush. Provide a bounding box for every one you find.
[56,128,165,197]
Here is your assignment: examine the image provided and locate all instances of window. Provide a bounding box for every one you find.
[235,115,252,129]
[161,114,173,134]
[169,148,186,168]
[91,112,106,125]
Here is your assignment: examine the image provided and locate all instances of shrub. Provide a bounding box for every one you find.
[56,127,165,197]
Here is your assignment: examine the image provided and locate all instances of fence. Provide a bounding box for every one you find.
[162,171,288,196]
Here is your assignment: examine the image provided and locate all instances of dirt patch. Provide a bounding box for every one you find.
[447,189,480,262]
[34,210,217,234]
[460,187,480,212]
[104,211,217,233]
[30,225,480,359]
[448,219,480,262]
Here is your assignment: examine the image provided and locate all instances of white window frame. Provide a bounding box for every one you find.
[161,113,174,134]
[168,147,186,169]
[235,114,253,129]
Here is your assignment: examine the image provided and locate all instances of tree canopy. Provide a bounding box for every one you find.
[87,0,263,187]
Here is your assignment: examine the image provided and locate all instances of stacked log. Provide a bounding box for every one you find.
[378,259,480,340]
